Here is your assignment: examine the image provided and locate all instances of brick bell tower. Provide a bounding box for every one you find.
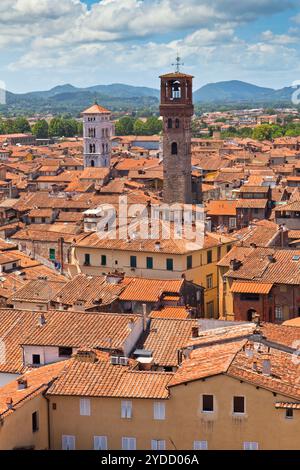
[160,58,194,204]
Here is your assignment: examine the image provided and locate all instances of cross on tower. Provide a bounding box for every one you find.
[172,54,184,73]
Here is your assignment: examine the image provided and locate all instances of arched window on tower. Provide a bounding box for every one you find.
[167,118,172,129]
[172,81,181,99]
[171,142,178,155]
[89,144,93,153]
[175,118,180,129]
[90,160,95,168]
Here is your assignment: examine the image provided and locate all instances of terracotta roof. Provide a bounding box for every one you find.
[236,199,268,209]
[12,279,65,303]
[170,341,245,387]
[119,278,183,302]
[225,247,300,285]
[150,307,190,320]
[21,310,141,352]
[52,274,127,308]
[82,104,111,114]
[142,318,198,367]
[47,352,172,399]
[282,318,300,328]
[230,281,273,295]
[206,200,237,216]
[0,361,68,417]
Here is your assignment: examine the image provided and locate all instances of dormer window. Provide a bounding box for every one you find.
[172,81,181,99]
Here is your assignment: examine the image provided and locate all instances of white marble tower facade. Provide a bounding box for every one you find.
[82,103,114,168]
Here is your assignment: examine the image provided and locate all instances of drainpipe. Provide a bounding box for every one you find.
[44,394,51,450]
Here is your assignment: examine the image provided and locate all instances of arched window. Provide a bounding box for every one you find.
[90,160,95,168]
[168,118,173,129]
[175,118,180,129]
[172,81,181,99]
[89,144,93,153]
[171,142,178,155]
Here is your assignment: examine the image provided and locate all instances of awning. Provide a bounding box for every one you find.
[230,281,273,295]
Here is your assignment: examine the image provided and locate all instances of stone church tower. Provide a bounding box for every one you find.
[82,103,114,168]
[160,68,194,204]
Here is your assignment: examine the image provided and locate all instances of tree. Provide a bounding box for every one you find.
[14,117,31,133]
[133,119,147,135]
[115,116,135,135]
[32,120,49,138]
[145,116,162,135]
[252,124,273,141]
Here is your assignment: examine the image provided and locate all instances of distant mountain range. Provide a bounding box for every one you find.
[0,80,297,115]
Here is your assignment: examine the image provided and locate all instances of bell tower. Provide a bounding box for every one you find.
[160,59,194,204]
[82,102,114,168]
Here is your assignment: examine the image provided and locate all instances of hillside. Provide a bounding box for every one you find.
[0,80,296,116]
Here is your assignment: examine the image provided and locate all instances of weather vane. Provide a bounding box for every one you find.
[172,53,184,73]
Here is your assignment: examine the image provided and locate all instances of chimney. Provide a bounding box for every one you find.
[17,378,28,390]
[267,254,276,263]
[142,303,147,332]
[230,259,242,271]
[38,313,46,327]
[75,349,97,363]
[6,397,13,410]
[262,358,271,376]
[191,326,199,338]
[128,318,135,332]
[252,361,258,372]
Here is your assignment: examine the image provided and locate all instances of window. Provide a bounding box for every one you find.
[207,250,212,264]
[130,256,137,269]
[175,118,180,129]
[94,436,108,450]
[229,218,236,229]
[32,411,39,433]
[58,347,72,357]
[171,142,178,155]
[193,441,208,450]
[202,395,214,412]
[62,435,76,450]
[153,402,166,420]
[122,437,136,450]
[206,301,214,318]
[206,274,213,290]
[121,400,132,419]
[80,398,91,416]
[240,293,259,301]
[167,118,172,129]
[166,258,173,271]
[151,440,166,450]
[84,254,91,266]
[146,257,153,270]
[32,354,41,365]
[285,409,294,419]
[243,442,259,450]
[233,396,245,414]
[275,306,283,322]
[49,248,56,261]
[101,255,107,266]
[187,255,193,270]
[227,244,232,253]
[90,160,95,168]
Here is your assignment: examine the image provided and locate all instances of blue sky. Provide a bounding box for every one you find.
[0,0,300,93]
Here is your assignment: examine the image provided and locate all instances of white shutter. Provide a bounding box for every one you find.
[80,398,91,416]
[151,440,166,450]
[62,435,76,450]
[94,436,108,450]
[121,400,132,419]
[194,440,208,450]
[153,402,165,420]
[122,437,136,450]
[244,442,259,450]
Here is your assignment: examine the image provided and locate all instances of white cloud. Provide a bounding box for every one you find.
[1,0,299,90]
